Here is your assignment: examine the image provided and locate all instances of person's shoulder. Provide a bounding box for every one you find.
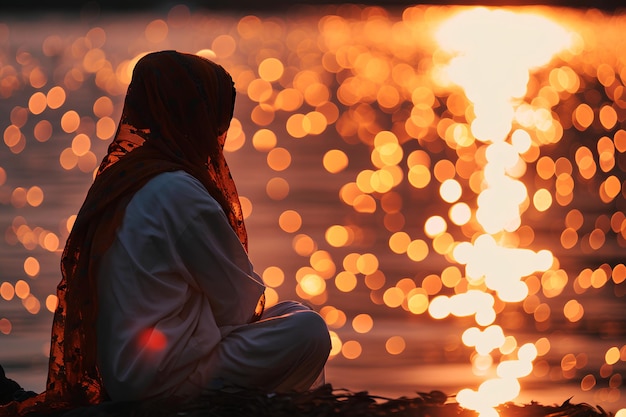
[142,170,203,196]
[136,170,222,214]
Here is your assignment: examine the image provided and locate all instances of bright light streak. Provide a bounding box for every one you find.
[453,235,553,302]
[462,325,505,355]
[434,8,574,415]
[458,377,521,413]
[476,175,527,234]
[435,7,573,143]
[428,290,496,325]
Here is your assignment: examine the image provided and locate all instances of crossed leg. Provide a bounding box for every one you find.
[204,301,331,393]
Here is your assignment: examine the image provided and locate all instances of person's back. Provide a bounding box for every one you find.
[97,170,291,400]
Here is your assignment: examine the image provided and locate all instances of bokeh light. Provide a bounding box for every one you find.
[1,4,625,413]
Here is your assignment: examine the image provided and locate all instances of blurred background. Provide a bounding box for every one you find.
[1,1,625,415]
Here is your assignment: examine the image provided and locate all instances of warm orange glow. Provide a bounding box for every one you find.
[96,117,116,140]
[275,88,303,111]
[264,287,279,308]
[364,270,385,291]
[299,274,326,297]
[292,234,316,256]
[328,331,342,357]
[145,19,168,43]
[605,347,621,365]
[266,177,289,200]
[211,34,237,58]
[138,327,167,351]
[224,118,245,152]
[262,266,284,288]
[406,239,428,262]
[22,294,41,314]
[533,188,553,212]
[23,256,40,277]
[352,313,373,333]
[46,86,66,109]
[78,151,98,173]
[581,374,597,391]
[325,225,350,247]
[28,67,47,89]
[61,110,80,133]
[11,187,27,208]
[28,92,46,114]
[383,287,404,308]
[60,148,79,170]
[93,96,114,117]
[278,210,302,233]
[33,120,53,142]
[322,306,347,330]
[341,340,362,360]
[258,57,284,82]
[0,318,12,335]
[1,6,624,411]
[407,165,431,189]
[41,233,60,252]
[335,271,357,292]
[407,291,429,314]
[45,294,58,313]
[0,282,15,301]
[14,280,30,299]
[389,231,411,254]
[356,253,378,275]
[323,149,349,174]
[563,299,584,322]
[3,125,22,148]
[574,104,594,130]
[252,129,277,152]
[267,147,291,171]
[26,186,44,207]
[385,336,406,355]
[422,274,442,295]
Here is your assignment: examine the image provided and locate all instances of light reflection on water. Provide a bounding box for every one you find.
[0,5,625,413]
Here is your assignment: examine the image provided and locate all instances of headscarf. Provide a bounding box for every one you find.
[1,50,245,415]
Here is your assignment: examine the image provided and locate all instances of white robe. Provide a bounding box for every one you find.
[96,171,329,401]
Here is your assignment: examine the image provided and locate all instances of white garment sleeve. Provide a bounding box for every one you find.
[173,183,266,330]
[96,171,265,401]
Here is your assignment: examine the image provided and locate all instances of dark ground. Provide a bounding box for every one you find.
[33,385,615,417]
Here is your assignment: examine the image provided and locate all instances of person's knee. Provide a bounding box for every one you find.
[288,310,331,356]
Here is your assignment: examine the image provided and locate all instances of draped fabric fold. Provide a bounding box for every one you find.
[0,50,248,415]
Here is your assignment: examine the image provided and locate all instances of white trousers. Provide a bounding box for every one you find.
[200,301,331,393]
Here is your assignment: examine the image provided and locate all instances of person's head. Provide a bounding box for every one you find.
[94,50,246,247]
[121,50,236,159]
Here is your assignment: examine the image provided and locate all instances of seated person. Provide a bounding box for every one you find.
[0,50,330,416]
